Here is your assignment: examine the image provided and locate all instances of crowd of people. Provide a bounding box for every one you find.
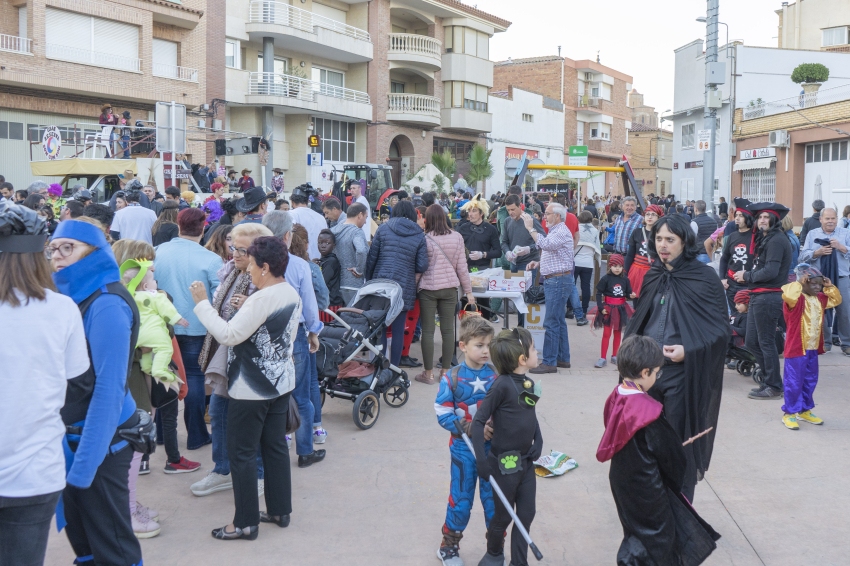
[0,165,844,565]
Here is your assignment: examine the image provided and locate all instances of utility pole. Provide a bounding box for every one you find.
[702,0,723,210]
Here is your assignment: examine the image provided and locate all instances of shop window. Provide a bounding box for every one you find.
[742,163,776,202]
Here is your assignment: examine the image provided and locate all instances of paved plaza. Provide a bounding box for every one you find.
[44,319,850,565]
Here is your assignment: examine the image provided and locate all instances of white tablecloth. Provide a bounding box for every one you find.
[471,290,528,314]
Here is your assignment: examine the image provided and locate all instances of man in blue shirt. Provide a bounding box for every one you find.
[613,197,643,255]
[262,211,327,467]
[799,207,850,354]
[154,208,221,450]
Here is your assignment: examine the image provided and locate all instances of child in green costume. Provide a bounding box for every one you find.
[120,259,189,391]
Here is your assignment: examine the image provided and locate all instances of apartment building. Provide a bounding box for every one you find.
[492,55,633,197]
[777,0,850,51]
[628,123,672,197]
[222,0,509,193]
[0,0,211,186]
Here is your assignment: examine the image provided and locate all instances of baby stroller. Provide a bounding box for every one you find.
[317,279,411,430]
[726,343,764,385]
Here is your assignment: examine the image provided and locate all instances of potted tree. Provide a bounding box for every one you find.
[791,63,829,99]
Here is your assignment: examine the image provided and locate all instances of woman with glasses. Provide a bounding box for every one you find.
[192,223,274,500]
[48,216,144,565]
[0,203,90,565]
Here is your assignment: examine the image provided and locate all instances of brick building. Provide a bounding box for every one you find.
[492,55,633,197]
[223,0,509,193]
[0,0,213,187]
[628,122,672,197]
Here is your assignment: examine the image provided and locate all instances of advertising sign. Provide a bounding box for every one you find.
[42,126,62,160]
[568,145,588,179]
[506,147,538,161]
[740,147,776,160]
[525,304,546,351]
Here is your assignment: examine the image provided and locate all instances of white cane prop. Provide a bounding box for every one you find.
[453,420,543,562]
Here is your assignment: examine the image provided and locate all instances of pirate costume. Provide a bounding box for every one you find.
[594,255,634,365]
[625,204,664,298]
[718,197,755,312]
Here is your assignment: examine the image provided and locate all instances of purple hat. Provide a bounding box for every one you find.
[203,199,224,224]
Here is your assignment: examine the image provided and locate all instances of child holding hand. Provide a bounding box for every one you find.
[471,328,542,566]
[594,254,635,368]
[120,259,188,391]
[780,264,842,430]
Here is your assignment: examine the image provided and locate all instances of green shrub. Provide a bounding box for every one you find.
[791,63,829,84]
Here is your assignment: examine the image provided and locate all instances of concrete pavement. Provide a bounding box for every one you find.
[44,318,850,565]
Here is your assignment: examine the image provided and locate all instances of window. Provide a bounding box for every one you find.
[391,81,405,93]
[822,26,849,47]
[660,180,666,194]
[444,82,488,111]
[742,163,776,202]
[313,118,355,162]
[312,66,344,91]
[257,54,287,75]
[225,40,239,68]
[153,38,178,77]
[806,141,848,163]
[522,113,533,122]
[433,138,473,161]
[45,8,139,72]
[18,6,26,38]
[443,26,489,58]
[681,123,695,149]
[7,122,23,140]
[590,123,610,140]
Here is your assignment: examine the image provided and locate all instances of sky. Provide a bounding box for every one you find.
[484,0,783,120]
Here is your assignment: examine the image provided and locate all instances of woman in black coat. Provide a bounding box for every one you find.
[365,200,429,366]
[457,195,500,320]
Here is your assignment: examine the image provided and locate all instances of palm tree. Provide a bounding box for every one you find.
[431,149,457,177]
[465,143,493,186]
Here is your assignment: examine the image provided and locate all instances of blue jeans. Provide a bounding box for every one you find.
[210,394,264,478]
[568,280,585,319]
[292,325,315,456]
[309,352,322,427]
[696,253,711,264]
[542,274,572,366]
[176,335,211,450]
[121,135,130,158]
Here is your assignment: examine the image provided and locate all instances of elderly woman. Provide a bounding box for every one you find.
[415,204,474,384]
[49,217,143,565]
[192,236,302,540]
[192,223,272,499]
[457,194,500,321]
[0,203,90,565]
[365,200,429,368]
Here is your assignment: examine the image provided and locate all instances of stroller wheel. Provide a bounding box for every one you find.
[383,381,409,408]
[753,367,765,385]
[739,362,754,377]
[353,390,380,430]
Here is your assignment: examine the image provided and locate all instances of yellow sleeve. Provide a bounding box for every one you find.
[150,292,184,325]
[824,284,843,309]
[781,281,802,308]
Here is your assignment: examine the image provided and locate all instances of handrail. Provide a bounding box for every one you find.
[249,0,370,42]
[249,72,370,104]
[0,34,32,54]
[46,43,141,72]
[388,33,441,58]
[742,83,850,121]
[387,93,440,116]
[153,62,199,82]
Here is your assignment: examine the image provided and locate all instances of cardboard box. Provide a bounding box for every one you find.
[488,270,533,292]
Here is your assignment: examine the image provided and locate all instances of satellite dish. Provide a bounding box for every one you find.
[528,158,546,180]
[504,158,520,178]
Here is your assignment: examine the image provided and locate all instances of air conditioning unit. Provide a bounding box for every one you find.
[588,97,601,107]
[769,129,789,147]
[650,157,657,165]
[585,72,593,81]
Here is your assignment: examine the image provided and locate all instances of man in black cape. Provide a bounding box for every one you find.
[625,214,730,501]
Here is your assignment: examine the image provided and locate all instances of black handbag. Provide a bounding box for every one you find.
[285,395,301,434]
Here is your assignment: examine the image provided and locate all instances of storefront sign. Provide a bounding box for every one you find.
[506,147,538,161]
[740,147,776,160]
[684,161,704,169]
[42,126,61,160]
[568,145,588,179]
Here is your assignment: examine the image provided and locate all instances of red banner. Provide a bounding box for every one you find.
[506,147,539,161]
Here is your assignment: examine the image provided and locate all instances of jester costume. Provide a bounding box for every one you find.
[434,362,496,553]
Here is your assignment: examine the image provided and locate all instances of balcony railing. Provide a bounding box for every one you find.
[742,83,850,121]
[46,43,141,72]
[249,72,370,104]
[388,33,441,59]
[153,62,199,82]
[0,34,32,55]
[577,94,602,108]
[387,93,440,117]
[249,0,370,42]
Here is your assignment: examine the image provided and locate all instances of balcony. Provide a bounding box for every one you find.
[388,34,441,74]
[441,53,493,87]
[153,62,199,82]
[441,107,492,133]
[244,72,372,121]
[246,0,372,64]
[587,139,612,153]
[46,43,141,73]
[386,93,441,127]
[0,34,32,55]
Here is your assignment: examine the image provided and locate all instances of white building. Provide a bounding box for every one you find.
[777,0,850,51]
[486,86,565,195]
[670,39,850,206]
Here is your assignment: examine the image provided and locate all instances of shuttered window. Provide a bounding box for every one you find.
[152,38,178,78]
[45,8,140,72]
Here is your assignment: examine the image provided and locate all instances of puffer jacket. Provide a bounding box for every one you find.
[419,231,472,294]
[365,217,429,310]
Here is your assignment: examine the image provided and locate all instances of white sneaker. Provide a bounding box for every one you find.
[313,427,328,444]
[132,513,161,539]
[258,479,265,499]
[190,471,233,497]
[135,501,158,520]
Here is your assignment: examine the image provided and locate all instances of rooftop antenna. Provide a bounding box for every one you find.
[596,50,601,63]
[558,45,561,57]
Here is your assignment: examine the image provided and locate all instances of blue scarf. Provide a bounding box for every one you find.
[51,221,120,303]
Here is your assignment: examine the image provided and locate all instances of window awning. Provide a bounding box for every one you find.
[733,157,776,171]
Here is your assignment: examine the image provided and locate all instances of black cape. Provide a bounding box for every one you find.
[610,416,720,566]
[625,255,729,487]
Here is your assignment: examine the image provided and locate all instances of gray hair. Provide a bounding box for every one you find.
[27,180,49,193]
[622,196,637,206]
[695,200,706,213]
[262,210,293,239]
[547,202,566,222]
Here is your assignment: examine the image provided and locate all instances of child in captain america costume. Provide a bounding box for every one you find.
[434,316,497,566]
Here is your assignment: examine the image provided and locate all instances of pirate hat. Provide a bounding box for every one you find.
[733,197,753,215]
[747,202,789,221]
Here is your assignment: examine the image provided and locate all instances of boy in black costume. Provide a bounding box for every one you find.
[597,335,720,565]
[471,328,543,566]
